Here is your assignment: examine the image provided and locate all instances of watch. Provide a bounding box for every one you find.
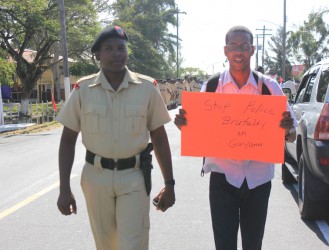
[165,179,175,187]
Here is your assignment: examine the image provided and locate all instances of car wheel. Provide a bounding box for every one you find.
[298,154,329,220]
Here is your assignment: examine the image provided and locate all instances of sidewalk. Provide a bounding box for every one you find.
[0,123,35,133]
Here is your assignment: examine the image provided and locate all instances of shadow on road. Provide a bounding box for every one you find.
[283,183,329,246]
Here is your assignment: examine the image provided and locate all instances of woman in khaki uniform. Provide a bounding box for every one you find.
[56,26,175,250]
[175,79,184,105]
[159,80,170,107]
[165,79,172,109]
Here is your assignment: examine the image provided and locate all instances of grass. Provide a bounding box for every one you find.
[0,121,63,136]
[1,101,64,136]
[2,101,63,117]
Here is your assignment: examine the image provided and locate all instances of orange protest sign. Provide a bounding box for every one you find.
[181,92,287,163]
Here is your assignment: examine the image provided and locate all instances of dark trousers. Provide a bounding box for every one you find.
[209,172,271,250]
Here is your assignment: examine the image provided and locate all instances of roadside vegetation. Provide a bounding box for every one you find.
[0,121,62,136]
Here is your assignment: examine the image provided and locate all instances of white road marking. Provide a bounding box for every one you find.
[0,174,77,220]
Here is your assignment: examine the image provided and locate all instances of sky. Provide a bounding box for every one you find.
[174,0,329,74]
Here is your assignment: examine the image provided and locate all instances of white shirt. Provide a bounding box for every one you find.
[202,69,297,189]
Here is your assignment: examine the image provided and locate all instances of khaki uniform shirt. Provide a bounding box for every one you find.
[170,83,178,101]
[56,67,171,159]
[183,81,191,91]
[164,83,171,103]
[158,83,168,105]
[191,80,201,92]
[176,82,184,103]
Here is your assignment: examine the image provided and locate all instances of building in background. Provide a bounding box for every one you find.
[7,49,78,103]
[291,65,306,82]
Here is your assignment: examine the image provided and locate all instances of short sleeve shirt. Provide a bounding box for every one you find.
[56,67,171,159]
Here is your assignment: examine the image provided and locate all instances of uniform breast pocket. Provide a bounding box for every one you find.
[124,105,147,134]
[82,104,107,134]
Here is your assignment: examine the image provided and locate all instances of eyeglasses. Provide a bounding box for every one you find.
[225,44,253,52]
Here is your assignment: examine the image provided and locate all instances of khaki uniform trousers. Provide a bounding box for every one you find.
[81,160,150,250]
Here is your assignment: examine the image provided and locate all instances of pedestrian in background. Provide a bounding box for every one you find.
[191,76,202,92]
[174,25,297,250]
[176,78,184,106]
[56,25,175,250]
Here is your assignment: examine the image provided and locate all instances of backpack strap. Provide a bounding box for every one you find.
[206,70,271,95]
[252,70,271,95]
[205,72,221,92]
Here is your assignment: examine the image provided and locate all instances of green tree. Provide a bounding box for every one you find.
[180,67,206,78]
[264,26,292,81]
[70,61,99,77]
[0,55,15,87]
[110,0,177,78]
[290,9,329,70]
[0,0,101,111]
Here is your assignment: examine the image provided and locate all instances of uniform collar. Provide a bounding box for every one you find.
[89,66,142,91]
[222,69,258,89]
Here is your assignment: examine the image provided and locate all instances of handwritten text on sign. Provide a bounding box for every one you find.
[181,92,287,163]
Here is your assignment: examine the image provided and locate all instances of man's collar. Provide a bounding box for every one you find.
[222,69,258,89]
[89,66,142,90]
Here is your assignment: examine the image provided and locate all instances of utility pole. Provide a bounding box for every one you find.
[59,0,70,100]
[256,26,272,68]
[254,35,262,68]
[0,84,4,126]
[282,0,287,81]
[176,8,186,79]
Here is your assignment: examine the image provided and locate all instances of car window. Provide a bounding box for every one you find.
[316,63,329,103]
[303,74,316,102]
[295,76,307,103]
[296,88,305,103]
[295,74,316,103]
[295,65,320,104]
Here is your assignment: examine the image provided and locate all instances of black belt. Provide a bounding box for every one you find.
[85,150,136,170]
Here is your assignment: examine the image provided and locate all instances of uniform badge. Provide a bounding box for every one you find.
[153,79,158,86]
[73,82,80,90]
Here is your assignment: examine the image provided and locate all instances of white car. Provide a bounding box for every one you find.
[282,58,329,220]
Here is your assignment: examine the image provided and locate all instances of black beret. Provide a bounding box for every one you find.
[91,26,128,53]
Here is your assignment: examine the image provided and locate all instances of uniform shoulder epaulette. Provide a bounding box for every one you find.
[77,73,97,84]
[136,73,158,86]
[73,74,98,90]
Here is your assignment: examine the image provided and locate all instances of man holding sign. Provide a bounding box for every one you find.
[175,26,297,250]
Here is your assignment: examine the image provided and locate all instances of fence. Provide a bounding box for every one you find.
[2,100,63,125]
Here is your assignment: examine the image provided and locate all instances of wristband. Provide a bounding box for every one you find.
[165,179,175,187]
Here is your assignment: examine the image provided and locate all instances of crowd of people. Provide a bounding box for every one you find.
[158,76,203,110]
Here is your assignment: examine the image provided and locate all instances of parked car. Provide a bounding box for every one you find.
[282,58,329,220]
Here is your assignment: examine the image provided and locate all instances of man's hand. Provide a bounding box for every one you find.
[280,111,296,142]
[57,192,77,215]
[280,111,295,131]
[174,109,187,130]
[154,187,175,212]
